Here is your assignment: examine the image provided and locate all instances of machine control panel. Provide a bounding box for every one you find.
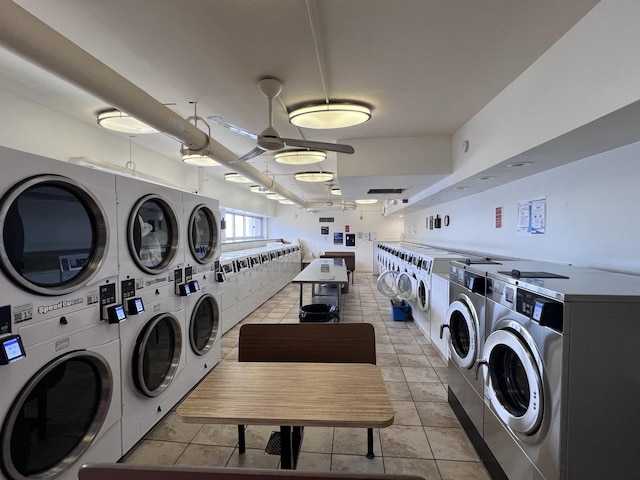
[0,334,26,364]
[516,289,564,333]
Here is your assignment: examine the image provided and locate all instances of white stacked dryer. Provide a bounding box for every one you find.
[181,192,222,392]
[0,148,122,480]
[115,175,188,454]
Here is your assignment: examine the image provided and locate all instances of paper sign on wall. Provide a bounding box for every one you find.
[517,197,546,235]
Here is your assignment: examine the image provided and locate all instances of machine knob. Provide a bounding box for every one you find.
[60,316,68,325]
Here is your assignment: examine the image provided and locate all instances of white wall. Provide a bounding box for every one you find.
[270,204,403,273]
[404,141,640,275]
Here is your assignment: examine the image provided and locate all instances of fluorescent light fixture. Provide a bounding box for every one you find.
[97,109,157,134]
[294,171,334,182]
[289,102,371,129]
[224,173,252,183]
[330,188,342,196]
[355,198,378,204]
[279,199,294,205]
[266,193,286,201]
[274,149,327,165]
[182,152,219,166]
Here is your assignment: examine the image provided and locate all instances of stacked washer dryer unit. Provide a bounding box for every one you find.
[115,175,188,454]
[0,148,122,480]
[181,192,222,392]
[474,261,640,480]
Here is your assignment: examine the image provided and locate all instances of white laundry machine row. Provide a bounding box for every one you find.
[181,192,222,394]
[462,261,640,480]
[0,148,122,480]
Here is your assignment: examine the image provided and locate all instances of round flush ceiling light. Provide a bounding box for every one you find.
[266,193,286,201]
[289,102,371,129]
[355,199,378,204]
[97,109,157,134]
[274,149,327,165]
[224,173,251,183]
[182,152,219,166]
[294,171,334,183]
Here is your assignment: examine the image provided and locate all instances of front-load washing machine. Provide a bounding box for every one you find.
[119,295,186,454]
[181,192,221,392]
[443,261,487,437]
[474,261,640,480]
[0,148,123,479]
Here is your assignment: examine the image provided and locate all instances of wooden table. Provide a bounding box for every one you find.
[292,258,349,317]
[176,361,394,469]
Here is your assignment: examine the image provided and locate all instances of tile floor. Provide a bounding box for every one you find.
[121,273,490,480]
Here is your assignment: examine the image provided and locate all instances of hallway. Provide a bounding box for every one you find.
[122,273,490,480]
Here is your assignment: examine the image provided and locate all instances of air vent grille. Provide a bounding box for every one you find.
[319,217,335,223]
[367,188,405,194]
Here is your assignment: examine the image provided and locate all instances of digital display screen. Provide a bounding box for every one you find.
[115,305,126,321]
[1,335,25,364]
[134,298,144,312]
[533,301,544,321]
[4,337,23,360]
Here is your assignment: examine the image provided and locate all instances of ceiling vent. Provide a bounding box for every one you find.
[367,188,405,195]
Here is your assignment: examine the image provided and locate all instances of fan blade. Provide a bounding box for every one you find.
[281,138,355,154]
[208,116,258,140]
[229,146,266,164]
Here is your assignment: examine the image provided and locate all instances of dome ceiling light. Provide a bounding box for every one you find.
[289,102,371,129]
[330,187,342,196]
[224,173,251,183]
[274,149,327,165]
[97,109,157,134]
[294,171,334,183]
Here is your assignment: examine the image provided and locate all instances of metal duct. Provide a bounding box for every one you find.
[0,0,305,206]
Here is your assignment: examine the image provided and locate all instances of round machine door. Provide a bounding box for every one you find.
[0,175,109,295]
[128,195,179,274]
[377,270,399,298]
[417,278,429,311]
[483,322,544,437]
[133,313,182,397]
[445,294,480,369]
[1,351,112,480]
[189,294,220,356]
[188,204,219,264]
[396,272,418,301]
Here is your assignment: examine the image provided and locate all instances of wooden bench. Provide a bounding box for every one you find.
[237,323,377,463]
[79,464,424,480]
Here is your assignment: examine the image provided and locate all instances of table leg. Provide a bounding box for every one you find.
[279,426,304,469]
[280,426,293,469]
[238,425,245,453]
[366,427,374,458]
[299,284,304,309]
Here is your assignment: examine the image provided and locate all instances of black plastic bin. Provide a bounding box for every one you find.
[299,303,340,322]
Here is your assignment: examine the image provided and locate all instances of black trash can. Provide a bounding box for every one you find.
[299,303,339,322]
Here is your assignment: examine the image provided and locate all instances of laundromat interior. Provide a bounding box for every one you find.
[1,1,640,480]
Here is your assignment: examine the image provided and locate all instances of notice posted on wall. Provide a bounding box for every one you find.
[517,196,546,235]
[333,232,343,244]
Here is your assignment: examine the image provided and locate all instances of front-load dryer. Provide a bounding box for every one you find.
[119,295,186,454]
[115,175,186,304]
[0,309,121,480]
[181,192,221,392]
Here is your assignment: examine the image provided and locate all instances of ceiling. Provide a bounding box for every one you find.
[0,0,600,208]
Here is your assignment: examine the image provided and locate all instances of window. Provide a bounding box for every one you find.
[223,211,264,241]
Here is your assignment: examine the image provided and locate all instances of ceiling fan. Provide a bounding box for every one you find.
[208,78,355,164]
